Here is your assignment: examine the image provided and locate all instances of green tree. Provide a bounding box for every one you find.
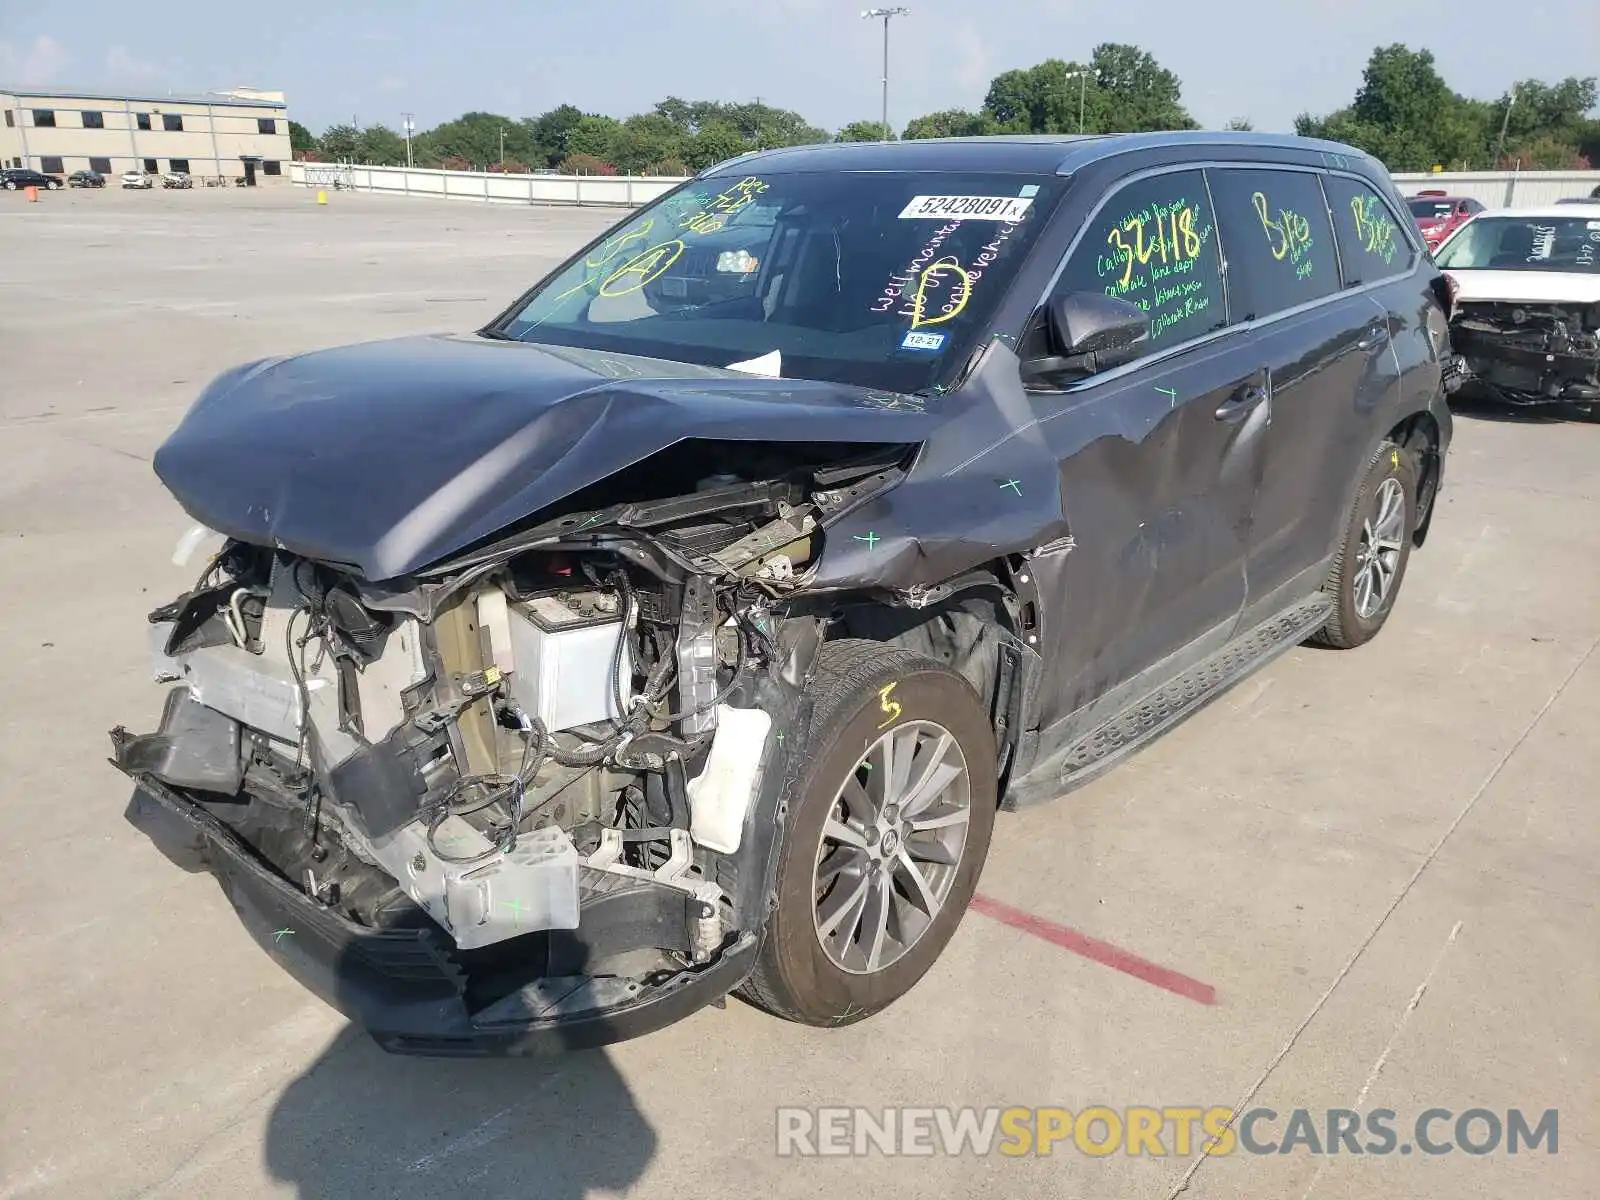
[1223,117,1254,131]
[1501,133,1591,169]
[983,62,1075,132]
[1089,43,1195,131]
[1490,77,1598,164]
[412,111,530,169]
[356,124,406,166]
[654,98,825,148]
[835,120,892,142]
[318,124,360,161]
[521,104,585,168]
[566,114,623,161]
[980,49,1192,136]
[288,120,317,154]
[1293,44,1600,169]
[902,109,992,139]
[683,120,747,170]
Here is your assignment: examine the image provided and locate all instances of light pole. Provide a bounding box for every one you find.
[861,7,908,141]
[1492,84,1518,169]
[401,112,415,168]
[1064,69,1088,134]
[499,125,506,169]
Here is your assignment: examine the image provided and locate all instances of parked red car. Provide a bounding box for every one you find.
[1407,191,1485,251]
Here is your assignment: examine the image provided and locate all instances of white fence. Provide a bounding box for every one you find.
[1391,170,1600,209]
[291,161,1600,214]
[289,161,685,207]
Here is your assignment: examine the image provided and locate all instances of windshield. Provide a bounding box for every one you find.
[492,170,1065,393]
[1435,215,1600,273]
[1408,199,1454,220]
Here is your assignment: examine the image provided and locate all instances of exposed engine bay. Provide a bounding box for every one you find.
[112,440,921,1039]
[1452,301,1600,406]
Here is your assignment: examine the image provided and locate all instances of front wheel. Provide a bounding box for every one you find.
[3,181,15,190]
[1312,439,1417,649]
[739,639,998,1026]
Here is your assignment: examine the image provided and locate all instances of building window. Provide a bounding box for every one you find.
[262,159,282,176]
[82,110,105,129]
[257,117,277,135]
[136,112,152,131]
[40,156,64,173]
[162,113,183,132]
[89,156,112,173]
[169,158,191,173]
[143,158,158,174]
[33,109,56,127]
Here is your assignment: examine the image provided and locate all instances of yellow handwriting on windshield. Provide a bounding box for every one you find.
[1350,196,1398,264]
[678,175,769,235]
[598,240,686,297]
[584,219,656,269]
[909,256,973,329]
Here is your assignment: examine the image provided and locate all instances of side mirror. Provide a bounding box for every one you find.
[1022,292,1149,385]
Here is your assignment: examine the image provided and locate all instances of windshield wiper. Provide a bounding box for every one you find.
[477,327,516,341]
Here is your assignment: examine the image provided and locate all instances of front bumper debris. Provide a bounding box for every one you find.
[1452,303,1600,405]
[113,759,756,1057]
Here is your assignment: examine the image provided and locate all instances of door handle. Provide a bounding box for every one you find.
[1357,323,1390,352]
[1215,384,1267,423]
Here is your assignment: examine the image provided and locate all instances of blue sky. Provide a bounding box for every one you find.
[1,0,1596,135]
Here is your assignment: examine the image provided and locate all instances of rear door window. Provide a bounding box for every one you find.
[1052,168,1226,355]
[1208,168,1340,322]
[1323,175,1415,286]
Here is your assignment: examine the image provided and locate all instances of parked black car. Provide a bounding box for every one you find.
[68,170,106,188]
[1,167,62,191]
[114,132,1459,1056]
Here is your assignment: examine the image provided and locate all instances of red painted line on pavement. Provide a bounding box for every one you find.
[969,893,1217,1006]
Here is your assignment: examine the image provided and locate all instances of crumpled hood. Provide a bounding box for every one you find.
[153,334,940,580]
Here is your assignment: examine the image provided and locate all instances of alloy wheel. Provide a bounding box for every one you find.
[1354,476,1405,619]
[812,720,972,975]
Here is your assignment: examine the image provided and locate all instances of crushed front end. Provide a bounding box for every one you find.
[1452,301,1600,406]
[111,443,906,1055]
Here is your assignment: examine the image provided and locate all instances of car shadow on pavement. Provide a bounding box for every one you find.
[1448,393,1594,424]
[262,1028,655,1197]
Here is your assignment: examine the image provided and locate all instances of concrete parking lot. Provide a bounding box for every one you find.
[1,185,1595,1199]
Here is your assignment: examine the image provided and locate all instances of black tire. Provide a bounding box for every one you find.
[46,180,59,190]
[738,639,998,1026]
[3,181,15,191]
[1312,439,1417,649]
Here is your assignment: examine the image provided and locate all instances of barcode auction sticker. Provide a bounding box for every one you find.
[899,195,1034,221]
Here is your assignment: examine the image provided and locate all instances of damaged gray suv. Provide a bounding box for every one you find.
[114,132,1458,1055]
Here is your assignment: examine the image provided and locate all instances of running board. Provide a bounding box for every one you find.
[1004,595,1333,809]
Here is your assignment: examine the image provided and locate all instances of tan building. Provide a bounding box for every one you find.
[0,86,292,182]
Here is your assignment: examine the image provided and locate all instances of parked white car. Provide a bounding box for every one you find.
[121,171,155,190]
[1435,203,1600,412]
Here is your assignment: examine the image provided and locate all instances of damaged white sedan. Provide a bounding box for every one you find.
[1435,203,1600,414]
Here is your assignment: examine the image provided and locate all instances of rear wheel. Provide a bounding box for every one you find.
[46,180,59,190]
[739,640,997,1026]
[1312,439,1417,649]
